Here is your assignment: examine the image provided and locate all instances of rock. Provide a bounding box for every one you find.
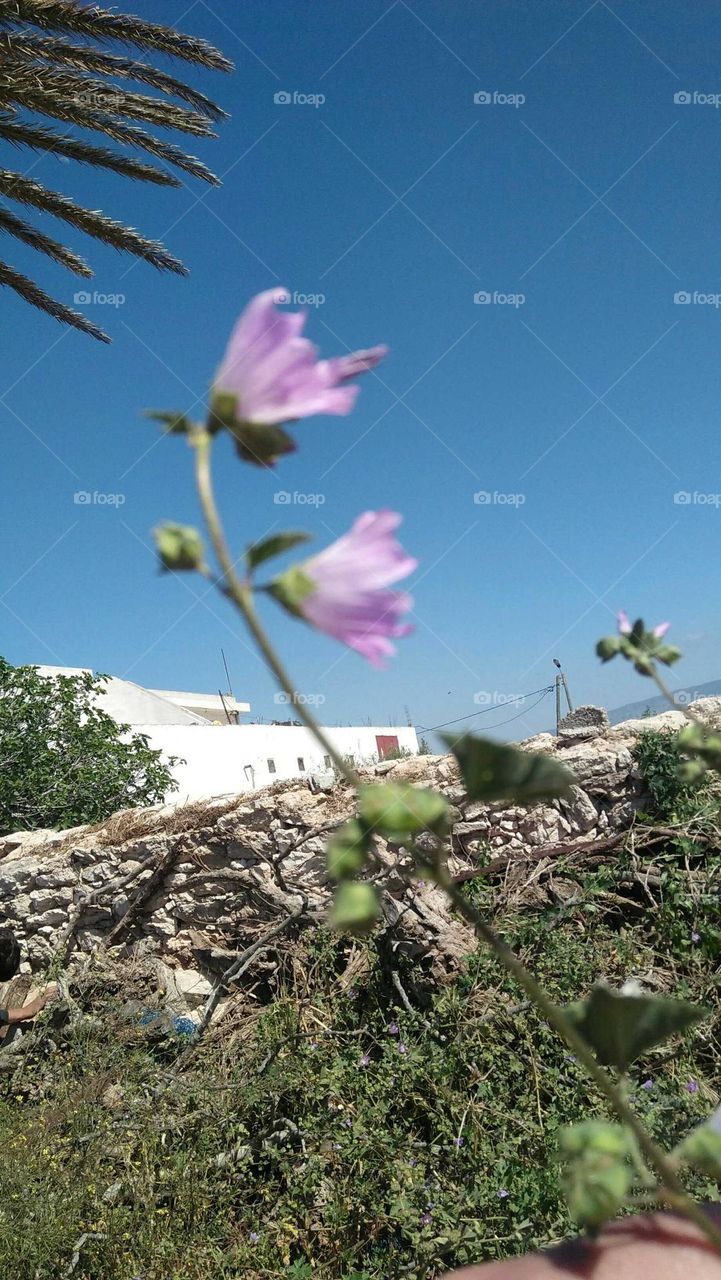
[163,965,213,1009]
[558,705,609,741]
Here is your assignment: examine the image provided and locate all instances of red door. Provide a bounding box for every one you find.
[376,734,399,759]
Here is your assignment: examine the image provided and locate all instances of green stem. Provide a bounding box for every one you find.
[192,430,359,788]
[649,665,703,726]
[190,428,721,1253]
[426,859,721,1253]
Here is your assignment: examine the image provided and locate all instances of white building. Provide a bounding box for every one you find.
[35,666,418,803]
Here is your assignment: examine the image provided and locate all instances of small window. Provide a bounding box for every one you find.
[323,754,331,769]
[297,757,305,771]
[267,758,276,774]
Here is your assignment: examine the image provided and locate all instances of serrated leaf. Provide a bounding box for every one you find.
[565,983,707,1072]
[358,783,449,839]
[246,531,311,573]
[442,733,574,804]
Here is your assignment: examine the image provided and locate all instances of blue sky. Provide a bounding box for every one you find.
[2,0,721,743]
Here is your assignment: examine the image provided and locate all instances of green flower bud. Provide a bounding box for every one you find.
[330,881,379,934]
[562,1156,631,1229]
[559,1121,630,1159]
[153,523,206,573]
[596,636,622,662]
[358,783,449,839]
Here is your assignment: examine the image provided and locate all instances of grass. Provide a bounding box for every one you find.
[2,736,721,1279]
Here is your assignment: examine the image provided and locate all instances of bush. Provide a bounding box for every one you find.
[0,659,178,835]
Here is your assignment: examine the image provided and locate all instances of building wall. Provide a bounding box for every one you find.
[134,723,420,803]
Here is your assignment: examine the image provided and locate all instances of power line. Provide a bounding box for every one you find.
[418,685,555,734]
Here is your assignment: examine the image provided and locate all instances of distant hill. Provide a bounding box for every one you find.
[609,679,721,725]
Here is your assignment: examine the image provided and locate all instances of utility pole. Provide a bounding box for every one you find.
[553,658,573,734]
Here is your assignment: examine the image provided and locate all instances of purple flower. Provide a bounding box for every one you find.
[453,1137,464,1147]
[692,931,701,944]
[359,1053,371,1067]
[388,1022,400,1036]
[617,610,670,640]
[497,1188,509,1199]
[641,1078,654,1091]
[420,1212,433,1226]
[249,1231,260,1243]
[687,1079,699,1094]
[273,512,416,669]
[398,1043,408,1054]
[213,288,386,427]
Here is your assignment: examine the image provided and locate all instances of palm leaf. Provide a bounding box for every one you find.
[0,114,180,187]
[0,258,109,340]
[2,31,226,118]
[0,168,187,273]
[0,1,233,71]
[0,0,231,339]
[0,203,91,274]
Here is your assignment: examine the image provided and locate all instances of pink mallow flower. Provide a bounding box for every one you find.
[617,610,670,639]
[213,287,387,426]
[272,511,416,668]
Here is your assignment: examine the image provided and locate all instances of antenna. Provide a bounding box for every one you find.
[403,703,412,727]
[220,647,234,699]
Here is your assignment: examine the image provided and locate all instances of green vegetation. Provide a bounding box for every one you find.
[0,660,178,835]
[2,820,720,1280]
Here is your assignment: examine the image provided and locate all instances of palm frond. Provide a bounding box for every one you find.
[0,168,187,273]
[0,203,91,274]
[0,257,110,339]
[1,84,221,185]
[0,1,234,71]
[2,32,226,119]
[0,58,218,136]
[0,0,230,338]
[0,114,180,187]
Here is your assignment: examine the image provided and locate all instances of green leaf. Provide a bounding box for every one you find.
[327,820,370,880]
[558,1121,630,1159]
[330,881,379,933]
[358,783,449,839]
[246,531,311,573]
[153,523,206,573]
[231,421,296,467]
[146,409,193,436]
[442,733,574,804]
[565,983,707,1072]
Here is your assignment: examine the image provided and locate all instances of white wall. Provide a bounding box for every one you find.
[135,723,419,803]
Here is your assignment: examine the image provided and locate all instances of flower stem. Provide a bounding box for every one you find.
[425,858,721,1253]
[192,430,358,787]
[191,428,721,1252]
[649,665,703,725]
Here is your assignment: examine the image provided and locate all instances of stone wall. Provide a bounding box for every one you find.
[1,697,719,992]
